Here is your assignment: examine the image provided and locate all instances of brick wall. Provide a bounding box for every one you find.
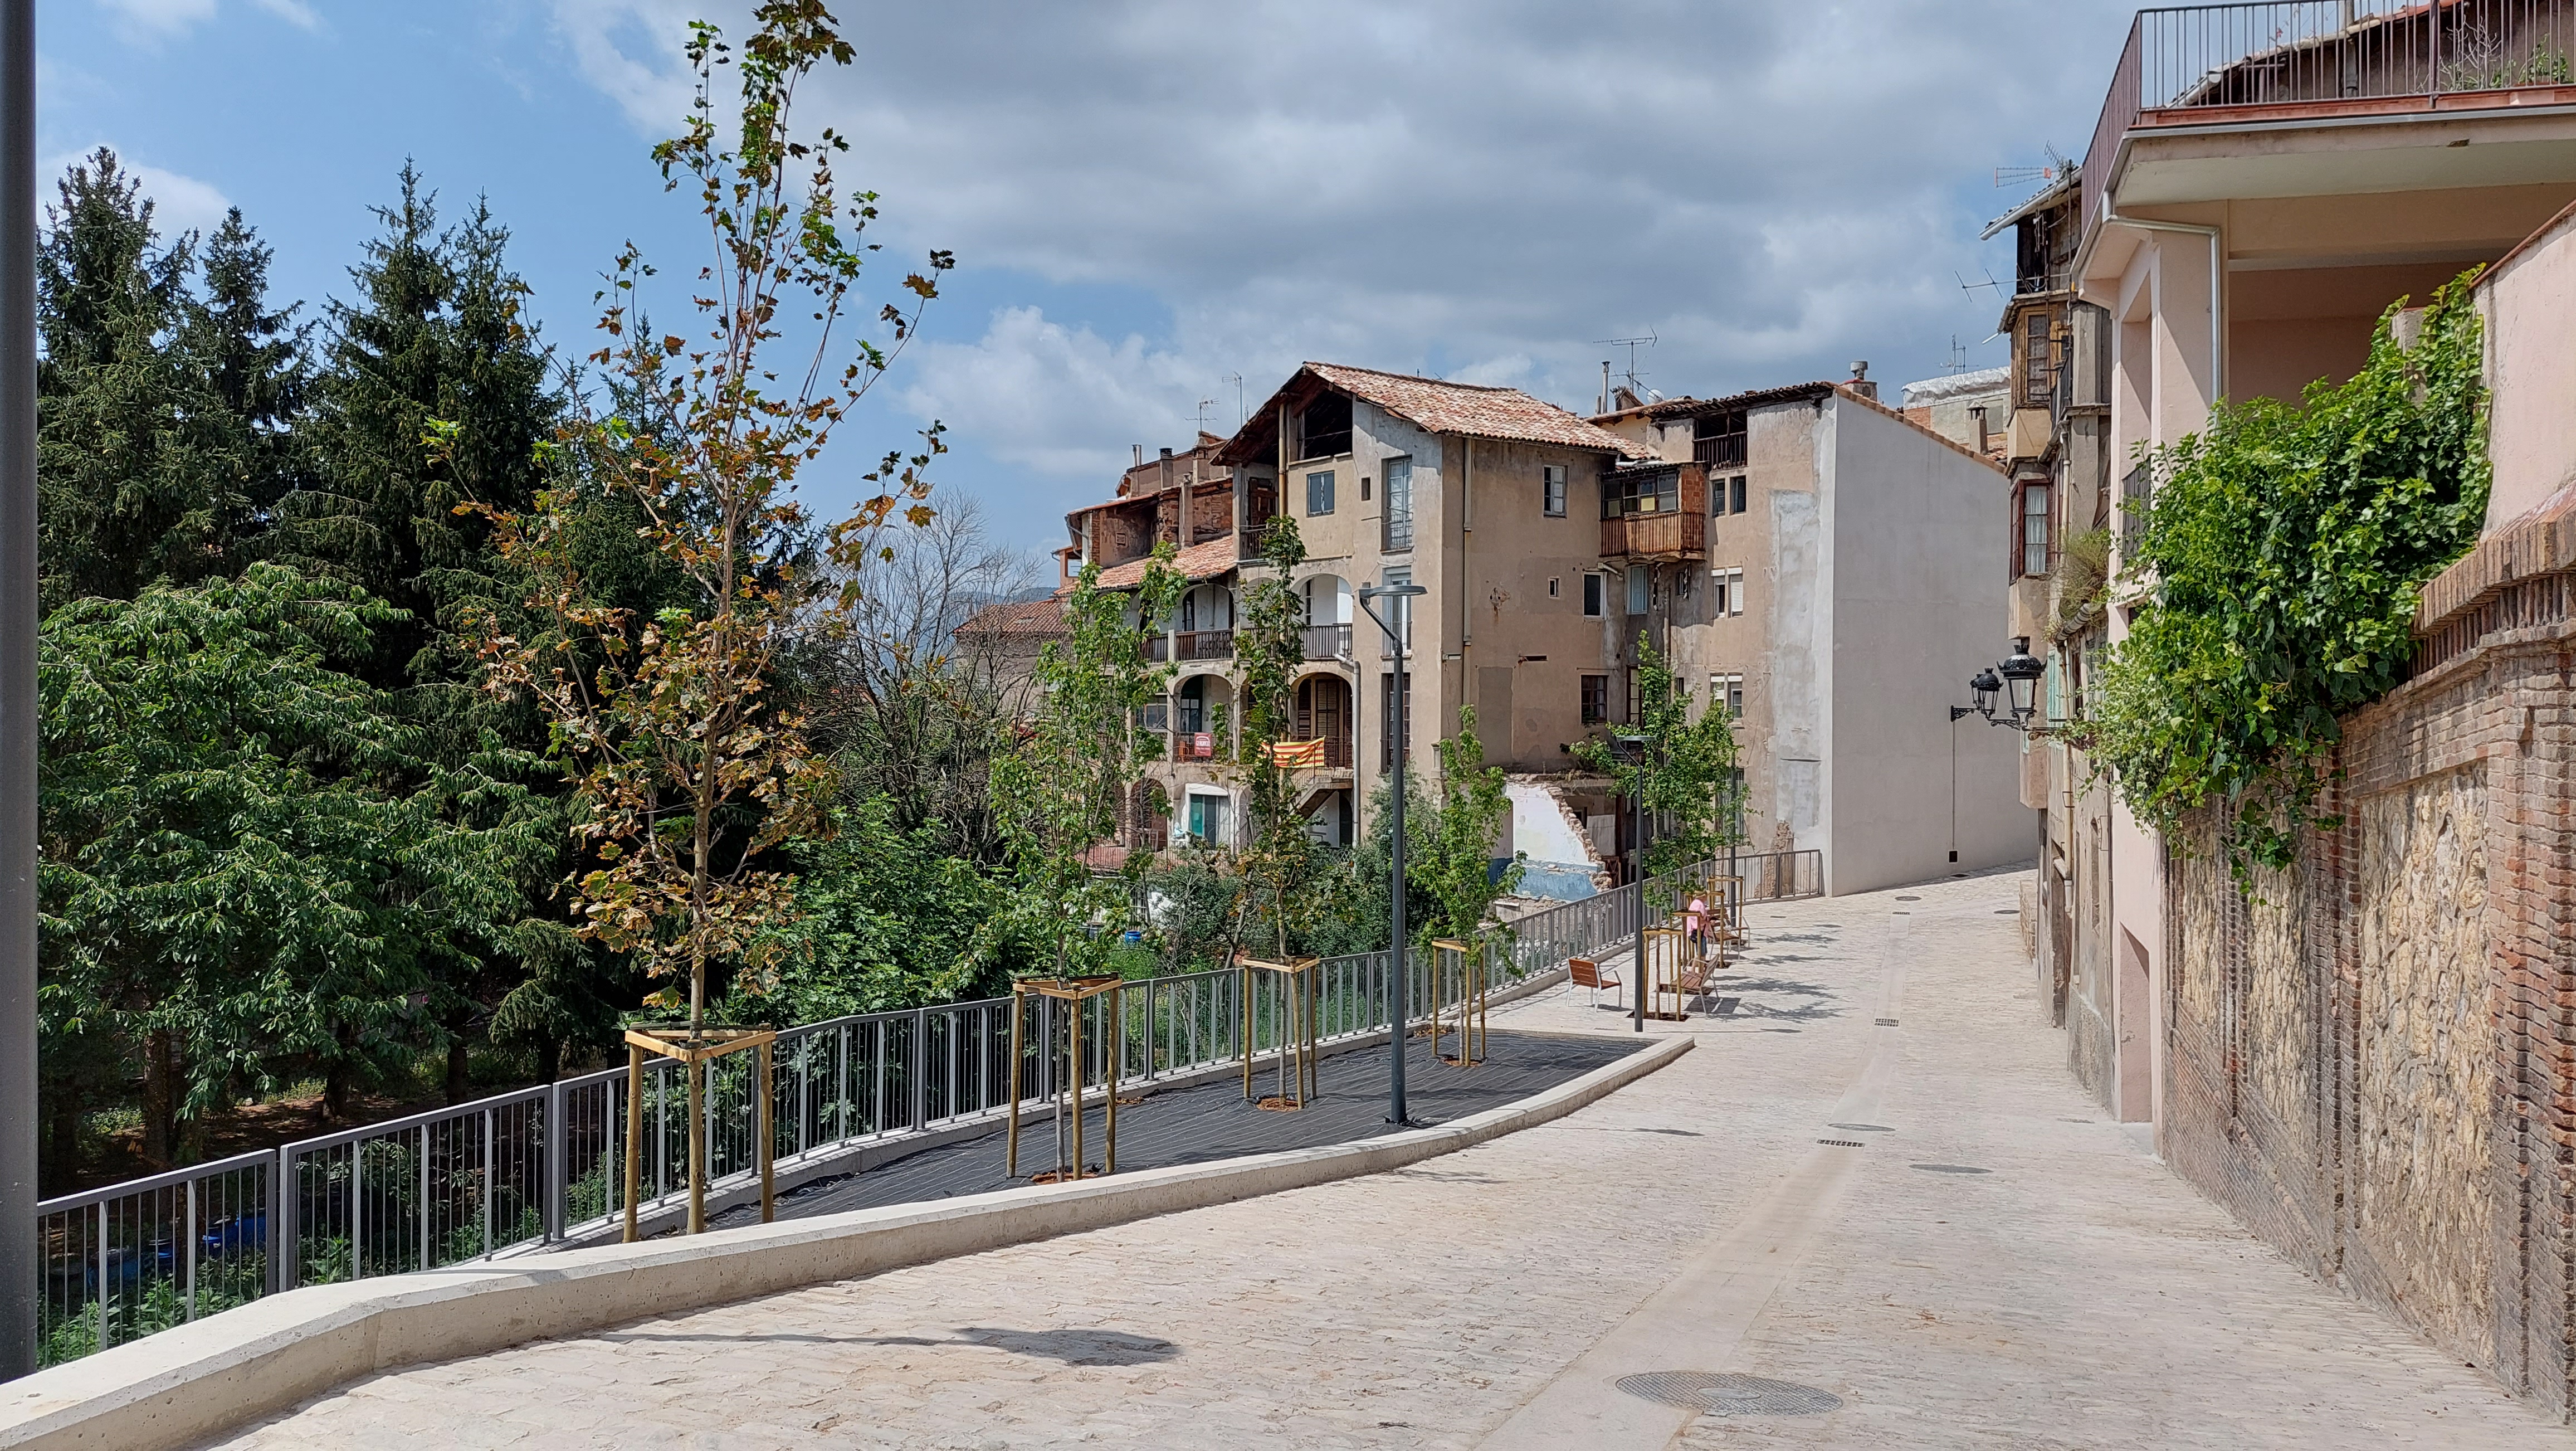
[2158,499,2576,1416]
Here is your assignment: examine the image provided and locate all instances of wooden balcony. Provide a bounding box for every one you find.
[1600,508,1706,562]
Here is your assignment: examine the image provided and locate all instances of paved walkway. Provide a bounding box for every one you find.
[202,873,2571,1449]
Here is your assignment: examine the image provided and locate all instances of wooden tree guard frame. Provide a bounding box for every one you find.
[1428,938,1489,1067]
[621,1026,777,1243]
[1641,926,1694,1021]
[1007,976,1124,1182]
[1237,955,1320,1109]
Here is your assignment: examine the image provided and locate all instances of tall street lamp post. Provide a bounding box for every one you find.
[1606,732,1648,1034]
[1,0,36,1382]
[1356,580,1424,1126]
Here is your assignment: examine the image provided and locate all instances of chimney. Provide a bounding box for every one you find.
[1970,405,1989,455]
[1848,361,1876,401]
[1133,444,1145,469]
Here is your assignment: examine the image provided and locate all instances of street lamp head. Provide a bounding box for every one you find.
[1997,635,2045,724]
[1359,581,1426,600]
[1606,730,1648,766]
[1968,667,2002,722]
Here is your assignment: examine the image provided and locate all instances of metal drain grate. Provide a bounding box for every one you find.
[1828,1123,1893,1132]
[1894,894,1920,901]
[1875,1017,1899,1026]
[1910,1163,1992,1175]
[1615,1372,1845,1416]
[1818,1138,1865,1147]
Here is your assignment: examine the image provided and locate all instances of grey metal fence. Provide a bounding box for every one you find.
[32,851,1817,1366]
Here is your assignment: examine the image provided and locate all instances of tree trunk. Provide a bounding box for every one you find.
[43,1084,80,1194]
[322,1062,352,1123]
[445,1033,471,1106]
[535,1037,562,1087]
[141,1029,179,1170]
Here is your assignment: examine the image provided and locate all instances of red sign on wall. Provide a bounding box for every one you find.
[1192,732,1213,758]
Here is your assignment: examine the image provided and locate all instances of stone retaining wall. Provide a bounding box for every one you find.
[2159,498,2575,1416]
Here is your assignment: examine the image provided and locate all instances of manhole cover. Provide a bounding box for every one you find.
[1829,1123,1893,1132]
[1615,1372,1844,1416]
[1910,1163,1992,1175]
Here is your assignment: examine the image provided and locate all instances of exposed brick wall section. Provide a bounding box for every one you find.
[2160,503,2576,1419]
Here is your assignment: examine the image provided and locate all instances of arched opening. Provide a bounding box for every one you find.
[1294,673,1353,769]
[1300,573,1352,660]
[1177,584,1235,661]
[1175,674,1232,760]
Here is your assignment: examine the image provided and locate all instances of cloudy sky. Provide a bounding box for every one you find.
[43,0,2136,555]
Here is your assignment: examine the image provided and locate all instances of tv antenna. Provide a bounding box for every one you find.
[1955,267,2004,295]
[1945,334,1971,373]
[1223,372,1244,427]
[1994,143,2074,189]
[1588,331,1658,396]
[1192,396,1218,434]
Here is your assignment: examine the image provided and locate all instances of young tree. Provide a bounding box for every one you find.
[462,4,950,1044]
[1575,633,1745,877]
[1413,705,1525,946]
[990,553,1184,980]
[1229,516,1317,959]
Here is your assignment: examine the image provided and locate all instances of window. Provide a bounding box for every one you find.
[1692,409,1747,468]
[1602,469,1679,519]
[1361,475,1370,501]
[1711,567,1745,616]
[1711,473,1746,518]
[1543,464,1567,518]
[1297,393,1352,460]
[1580,674,1609,726]
[1582,572,1603,617]
[2021,311,2053,408]
[1718,674,1745,717]
[2021,481,2051,578]
[1305,470,1334,516]
[1547,576,1561,598]
[1626,568,1649,616]
[1383,456,1413,551]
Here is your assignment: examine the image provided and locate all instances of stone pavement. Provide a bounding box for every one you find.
[201,872,2572,1449]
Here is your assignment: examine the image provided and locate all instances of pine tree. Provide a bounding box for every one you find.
[36,148,297,613]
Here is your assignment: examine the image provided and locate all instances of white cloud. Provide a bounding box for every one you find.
[100,0,318,43]
[548,1,2130,513]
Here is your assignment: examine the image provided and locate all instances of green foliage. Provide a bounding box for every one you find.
[725,797,1026,1022]
[992,552,1184,978]
[2082,272,2491,878]
[1143,841,1247,974]
[1230,515,1315,958]
[37,148,306,616]
[1573,634,1745,876]
[39,566,541,1154]
[1412,705,1524,946]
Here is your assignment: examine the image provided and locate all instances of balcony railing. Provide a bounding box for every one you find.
[1173,629,1233,661]
[1600,509,1707,561]
[1301,622,1352,661]
[2088,3,2576,225]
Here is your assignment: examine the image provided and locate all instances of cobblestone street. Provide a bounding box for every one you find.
[202,871,2571,1449]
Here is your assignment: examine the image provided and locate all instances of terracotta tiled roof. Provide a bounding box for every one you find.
[1086,535,1240,591]
[956,598,1067,637]
[1304,362,1635,454]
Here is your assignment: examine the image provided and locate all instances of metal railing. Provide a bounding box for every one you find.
[2089,2,2576,225]
[1300,622,1352,661]
[34,850,1799,1366]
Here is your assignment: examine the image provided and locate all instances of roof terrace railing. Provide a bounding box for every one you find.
[2084,1,2576,227]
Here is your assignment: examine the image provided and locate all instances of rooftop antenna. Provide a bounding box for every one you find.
[1192,396,1217,435]
[1944,334,1970,373]
[1955,267,2004,295]
[1995,145,2072,189]
[1589,332,1657,400]
[1224,372,1244,427]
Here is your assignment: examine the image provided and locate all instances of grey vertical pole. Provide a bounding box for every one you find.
[1386,612,1409,1126]
[543,1080,564,1244]
[0,0,36,1382]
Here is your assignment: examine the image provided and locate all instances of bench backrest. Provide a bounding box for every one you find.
[1569,957,1611,988]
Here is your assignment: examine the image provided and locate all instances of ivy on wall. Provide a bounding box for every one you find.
[2076,270,2491,880]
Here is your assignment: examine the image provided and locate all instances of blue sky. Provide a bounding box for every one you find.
[42,0,2137,561]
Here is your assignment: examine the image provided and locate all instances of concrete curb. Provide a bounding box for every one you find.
[0,1031,1688,1451]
